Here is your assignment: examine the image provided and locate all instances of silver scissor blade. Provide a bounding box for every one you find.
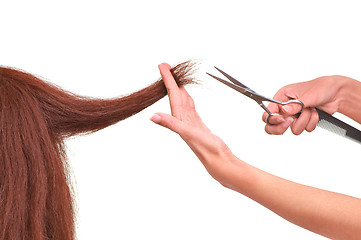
[206,73,246,93]
[214,67,254,93]
[207,72,273,103]
[207,72,256,98]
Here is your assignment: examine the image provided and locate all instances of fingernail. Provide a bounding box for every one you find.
[150,113,161,123]
[277,117,286,123]
[282,105,292,113]
[158,63,171,70]
[282,117,294,127]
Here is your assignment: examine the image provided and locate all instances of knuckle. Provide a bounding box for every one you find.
[187,98,195,109]
[167,88,178,96]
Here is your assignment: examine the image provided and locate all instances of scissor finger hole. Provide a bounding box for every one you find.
[266,113,280,125]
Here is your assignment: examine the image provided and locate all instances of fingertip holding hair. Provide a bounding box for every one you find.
[158,62,171,70]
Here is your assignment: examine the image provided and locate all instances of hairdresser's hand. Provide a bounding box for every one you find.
[151,63,231,179]
[263,75,351,135]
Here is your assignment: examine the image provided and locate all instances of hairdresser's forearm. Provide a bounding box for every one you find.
[337,76,361,124]
[211,153,361,240]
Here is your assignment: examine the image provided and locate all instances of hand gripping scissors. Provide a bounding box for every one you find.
[207,67,304,125]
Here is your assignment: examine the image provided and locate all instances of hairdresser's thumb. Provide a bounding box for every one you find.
[281,103,303,116]
[281,93,311,116]
[281,93,317,116]
[150,113,184,134]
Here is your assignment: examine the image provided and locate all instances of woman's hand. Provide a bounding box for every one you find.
[150,63,232,181]
[263,75,351,135]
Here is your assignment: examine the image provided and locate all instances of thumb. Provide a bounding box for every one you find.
[281,101,304,115]
[150,112,184,134]
[281,90,317,115]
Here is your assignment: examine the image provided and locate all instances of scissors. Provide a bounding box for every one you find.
[207,67,305,125]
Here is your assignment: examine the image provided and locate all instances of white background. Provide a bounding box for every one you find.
[1,1,361,239]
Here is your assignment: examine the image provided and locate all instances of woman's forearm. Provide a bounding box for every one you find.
[213,153,361,240]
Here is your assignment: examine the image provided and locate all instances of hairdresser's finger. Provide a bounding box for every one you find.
[159,63,182,117]
[263,114,286,125]
[262,102,281,123]
[159,63,178,91]
[264,117,294,135]
[290,108,312,135]
[305,108,319,132]
[150,112,184,134]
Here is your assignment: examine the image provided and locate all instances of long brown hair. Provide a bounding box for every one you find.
[0,60,197,240]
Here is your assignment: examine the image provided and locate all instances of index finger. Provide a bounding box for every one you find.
[262,102,282,123]
[158,63,179,91]
[158,62,182,117]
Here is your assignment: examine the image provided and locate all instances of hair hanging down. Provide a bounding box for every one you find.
[0,60,198,240]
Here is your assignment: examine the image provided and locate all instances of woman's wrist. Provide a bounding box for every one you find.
[336,76,361,123]
[335,75,352,114]
[205,149,256,193]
